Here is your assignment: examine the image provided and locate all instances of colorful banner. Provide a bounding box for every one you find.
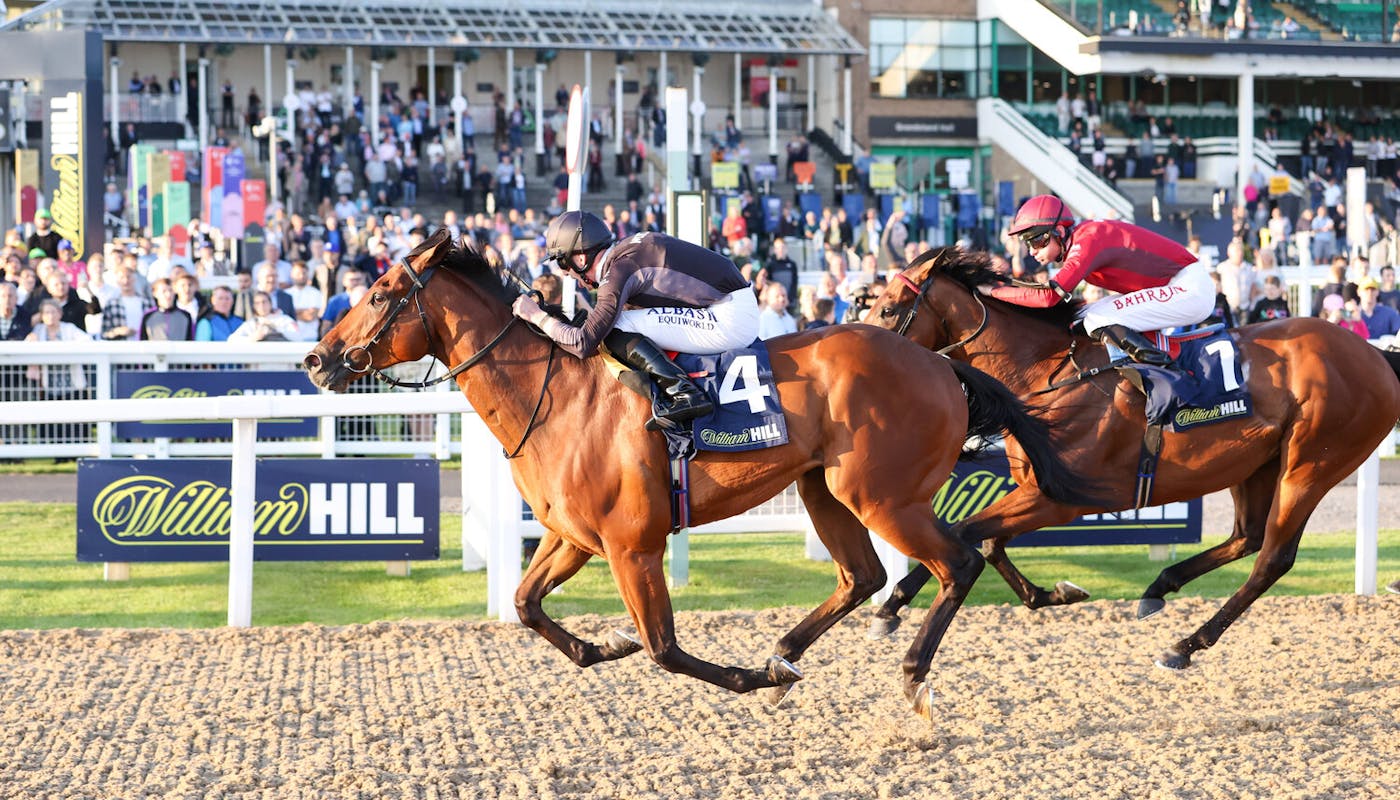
[869,161,896,191]
[219,149,246,239]
[76,459,441,563]
[201,145,228,227]
[163,181,191,234]
[15,148,39,225]
[42,81,103,259]
[711,161,740,190]
[113,370,319,439]
[129,143,154,229]
[167,150,187,182]
[241,179,266,230]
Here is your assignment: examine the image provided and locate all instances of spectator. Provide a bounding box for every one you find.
[26,210,61,259]
[252,243,293,288]
[0,281,31,342]
[172,273,209,323]
[320,270,369,336]
[25,299,89,406]
[763,237,799,303]
[1378,266,1400,311]
[139,278,195,341]
[804,297,836,331]
[1321,293,1367,337]
[228,291,299,342]
[1216,238,1258,318]
[1356,277,1400,338]
[254,264,297,318]
[193,241,230,278]
[1246,275,1290,324]
[194,286,243,342]
[39,270,101,330]
[285,261,325,341]
[721,202,748,254]
[99,265,153,341]
[757,283,797,340]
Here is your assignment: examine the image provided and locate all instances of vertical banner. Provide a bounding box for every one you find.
[166,150,187,182]
[241,179,266,232]
[15,149,39,226]
[43,79,104,259]
[761,195,781,233]
[147,151,171,236]
[219,149,245,240]
[129,143,153,230]
[163,182,191,239]
[201,145,228,227]
[997,181,1015,218]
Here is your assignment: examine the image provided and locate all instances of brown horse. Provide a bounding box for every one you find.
[863,247,1400,669]
[304,230,1097,715]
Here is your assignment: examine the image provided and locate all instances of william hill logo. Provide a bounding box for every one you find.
[130,385,304,399]
[1173,399,1250,430]
[90,476,424,544]
[932,469,1015,524]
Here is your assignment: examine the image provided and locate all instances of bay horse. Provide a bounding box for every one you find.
[863,246,1400,669]
[304,230,1097,715]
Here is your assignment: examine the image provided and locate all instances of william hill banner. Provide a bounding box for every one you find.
[77,459,440,562]
[937,451,1201,547]
[114,370,318,439]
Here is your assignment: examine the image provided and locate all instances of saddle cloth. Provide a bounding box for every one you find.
[1136,326,1252,432]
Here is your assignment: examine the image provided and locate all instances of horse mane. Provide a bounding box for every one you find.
[408,229,516,306]
[915,246,1084,331]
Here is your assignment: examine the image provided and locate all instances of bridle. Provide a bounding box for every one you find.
[338,252,556,458]
[888,269,989,356]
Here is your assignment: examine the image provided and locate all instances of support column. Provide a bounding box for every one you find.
[198,58,210,147]
[453,62,465,156]
[427,47,437,127]
[768,62,779,164]
[614,62,625,167]
[733,53,742,130]
[659,51,668,89]
[807,55,815,132]
[534,64,546,173]
[841,56,852,155]
[344,47,354,119]
[584,51,592,94]
[692,66,705,179]
[263,45,273,132]
[177,43,188,134]
[285,57,298,150]
[1236,70,1254,209]
[505,48,515,113]
[109,56,121,151]
[370,61,382,145]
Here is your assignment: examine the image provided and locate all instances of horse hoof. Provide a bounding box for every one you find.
[1386,579,1400,596]
[1054,580,1091,604]
[1137,597,1166,619]
[867,615,902,640]
[603,629,644,658]
[765,655,804,685]
[910,682,936,719]
[1153,650,1191,670]
[760,682,797,708]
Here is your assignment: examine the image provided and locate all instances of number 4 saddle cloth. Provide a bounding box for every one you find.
[608,340,790,460]
[1136,326,1253,432]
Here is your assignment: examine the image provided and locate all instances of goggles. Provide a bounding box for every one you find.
[1024,230,1056,249]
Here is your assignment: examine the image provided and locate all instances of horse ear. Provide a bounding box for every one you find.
[406,226,454,270]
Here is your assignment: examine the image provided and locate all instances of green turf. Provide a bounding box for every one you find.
[1,502,1396,630]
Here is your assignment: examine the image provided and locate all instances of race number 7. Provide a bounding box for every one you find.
[718,355,772,413]
[1205,340,1240,392]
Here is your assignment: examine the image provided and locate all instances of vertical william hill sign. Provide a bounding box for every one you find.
[76,459,440,562]
[46,91,86,259]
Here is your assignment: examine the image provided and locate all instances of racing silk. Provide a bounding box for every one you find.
[990,220,1197,308]
[538,231,752,358]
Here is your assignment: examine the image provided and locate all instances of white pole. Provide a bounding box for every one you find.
[534,64,545,169]
[370,61,382,146]
[614,63,624,159]
[733,52,742,131]
[227,417,257,627]
[109,57,120,151]
[691,66,704,164]
[453,63,464,155]
[344,47,354,120]
[505,48,515,114]
[1356,444,1380,595]
[427,47,437,127]
[584,51,592,101]
[487,449,522,622]
[807,55,815,132]
[263,45,273,134]
[177,43,188,135]
[659,51,668,89]
[198,58,210,147]
[1237,70,1254,209]
[285,58,297,149]
[267,124,278,205]
[842,58,852,155]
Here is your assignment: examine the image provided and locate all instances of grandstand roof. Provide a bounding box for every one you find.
[0,0,865,56]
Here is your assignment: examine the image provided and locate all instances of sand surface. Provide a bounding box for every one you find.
[2,594,1398,799]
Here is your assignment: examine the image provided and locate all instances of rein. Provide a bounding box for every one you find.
[339,254,557,458]
[892,270,989,355]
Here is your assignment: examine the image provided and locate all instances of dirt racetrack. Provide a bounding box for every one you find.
[1,594,1398,799]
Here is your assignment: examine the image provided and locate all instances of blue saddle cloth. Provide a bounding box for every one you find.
[652,341,789,460]
[1136,329,1252,431]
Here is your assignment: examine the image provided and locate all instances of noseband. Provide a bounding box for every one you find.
[890,270,989,355]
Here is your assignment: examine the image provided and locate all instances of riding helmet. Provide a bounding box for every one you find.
[544,210,615,268]
[1008,194,1076,241]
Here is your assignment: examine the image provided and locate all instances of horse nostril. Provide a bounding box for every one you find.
[304,353,322,370]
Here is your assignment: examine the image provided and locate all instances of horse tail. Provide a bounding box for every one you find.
[950,359,1104,508]
[1384,348,1400,388]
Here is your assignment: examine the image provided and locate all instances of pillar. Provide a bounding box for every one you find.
[733,52,742,130]
[344,47,354,119]
[109,56,121,151]
[1237,70,1254,209]
[198,58,210,147]
[370,61,382,146]
[427,47,437,127]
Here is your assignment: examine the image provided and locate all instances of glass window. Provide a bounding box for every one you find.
[869,16,983,99]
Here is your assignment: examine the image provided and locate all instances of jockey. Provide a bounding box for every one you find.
[511,210,760,426]
[990,194,1214,367]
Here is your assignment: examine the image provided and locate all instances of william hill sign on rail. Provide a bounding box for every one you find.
[76,459,439,562]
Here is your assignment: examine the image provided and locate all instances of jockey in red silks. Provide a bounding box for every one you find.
[988,194,1214,367]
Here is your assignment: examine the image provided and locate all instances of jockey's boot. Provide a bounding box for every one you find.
[1095,324,1173,367]
[603,330,715,425]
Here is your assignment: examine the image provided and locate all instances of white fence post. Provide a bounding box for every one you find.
[227,417,258,627]
[869,533,907,606]
[1355,442,1381,595]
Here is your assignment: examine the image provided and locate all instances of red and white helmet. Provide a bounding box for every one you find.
[1008,195,1076,242]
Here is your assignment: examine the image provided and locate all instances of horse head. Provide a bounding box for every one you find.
[305,227,514,392]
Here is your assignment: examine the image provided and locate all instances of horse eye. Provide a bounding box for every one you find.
[370,292,386,306]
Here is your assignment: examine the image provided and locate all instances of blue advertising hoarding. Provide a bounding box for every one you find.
[114,370,319,439]
[76,459,440,562]
[939,451,1201,547]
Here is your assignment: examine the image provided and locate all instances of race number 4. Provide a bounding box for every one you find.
[718,355,772,413]
[1204,340,1240,391]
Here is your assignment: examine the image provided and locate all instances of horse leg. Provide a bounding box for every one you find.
[864,504,984,719]
[868,565,933,638]
[514,529,644,668]
[1155,465,1333,669]
[1137,467,1277,618]
[980,536,1090,608]
[607,546,799,694]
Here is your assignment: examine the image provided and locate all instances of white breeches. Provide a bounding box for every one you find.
[1081,261,1216,334]
[614,288,760,354]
